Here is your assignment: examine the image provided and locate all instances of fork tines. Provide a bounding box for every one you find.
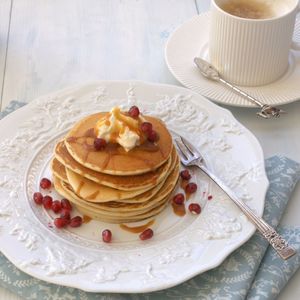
[180,136,200,156]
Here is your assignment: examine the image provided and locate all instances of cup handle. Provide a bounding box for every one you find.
[291,4,300,50]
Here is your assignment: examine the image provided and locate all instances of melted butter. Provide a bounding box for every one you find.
[120,219,155,233]
[95,107,147,150]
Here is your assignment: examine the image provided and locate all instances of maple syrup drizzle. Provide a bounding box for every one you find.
[84,128,96,138]
[67,126,162,171]
[119,219,155,233]
[180,178,192,200]
[76,181,85,194]
[172,203,186,217]
[180,179,188,190]
[185,193,191,201]
[82,215,92,223]
[86,191,100,200]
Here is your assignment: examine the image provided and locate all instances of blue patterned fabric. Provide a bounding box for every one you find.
[0,101,26,119]
[0,102,300,300]
[247,227,300,300]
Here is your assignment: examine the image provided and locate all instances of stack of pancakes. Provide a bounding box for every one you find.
[51,112,179,223]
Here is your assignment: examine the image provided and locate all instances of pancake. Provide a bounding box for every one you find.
[52,148,178,204]
[63,149,176,203]
[51,108,180,224]
[65,168,152,202]
[53,176,173,222]
[58,156,179,215]
[64,113,173,175]
[76,198,170,223]
[55,141,173,190]
[51,158,68,182]
[53,161,179,223]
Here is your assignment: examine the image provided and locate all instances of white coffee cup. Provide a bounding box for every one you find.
[209,0,300,86]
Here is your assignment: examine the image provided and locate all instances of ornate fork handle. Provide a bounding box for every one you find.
[198,162,296,260]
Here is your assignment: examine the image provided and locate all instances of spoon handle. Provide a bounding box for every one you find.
[218,77,263,108]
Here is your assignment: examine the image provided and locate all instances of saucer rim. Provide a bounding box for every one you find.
[165,12,300,108]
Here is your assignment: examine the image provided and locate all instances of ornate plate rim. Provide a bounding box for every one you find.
[0,80,269,293]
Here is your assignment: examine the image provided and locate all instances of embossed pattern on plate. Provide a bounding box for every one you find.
[0,81,268,292]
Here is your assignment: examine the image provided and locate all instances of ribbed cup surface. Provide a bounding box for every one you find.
[209,5,298,86]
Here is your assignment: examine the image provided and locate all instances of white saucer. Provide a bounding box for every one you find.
[165,12,300,107]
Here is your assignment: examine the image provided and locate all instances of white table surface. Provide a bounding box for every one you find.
[0,0,299,299]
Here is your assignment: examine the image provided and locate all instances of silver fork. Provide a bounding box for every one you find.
[175,136,296,260]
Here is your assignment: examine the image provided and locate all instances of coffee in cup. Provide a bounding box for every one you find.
[219,0,288,19]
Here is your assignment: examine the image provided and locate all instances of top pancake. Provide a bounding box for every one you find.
[55,141,173,190]
[64,112,173,175]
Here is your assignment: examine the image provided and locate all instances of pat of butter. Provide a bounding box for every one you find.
[95,107,144,151]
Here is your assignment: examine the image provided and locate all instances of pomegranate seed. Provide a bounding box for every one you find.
[140,122,153,134]
[188,203,201,214]
[147,130,158,142]
[185,182,197,194]
[60,209,71,221]
[33,192,43,205]
[102,229,112,243]
[139,228,154,240]
[43,195,53,210]
[208,195,213,200]
[61,198,72,211]
[180,170,191,180]
[54,217,68,228]
[128,106,140,118]
[51,200,62,213]
[40,178,51,189]
[69,216,83,228]
[94,138,106,150]
[173,193,185,205]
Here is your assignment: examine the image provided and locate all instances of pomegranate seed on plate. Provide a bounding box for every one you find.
[139,228,153,240]
[147,130,158,142]
[173,193,185,205]
[54,217,68,228]
[61,198,72,211]
[128,106,140,118]
[69,216,83,228]
[185,182,197,194]
[180,170,191,180]
[43,195,53,210]
[188,203,201,214]
[94,138,106,150]
[208,195,213,200]
[140,122,153,134]
[102,229,112,243]
[51,200,62,213]
[60,209,71,222]
[40,178,51,189]
[33,192,43,205]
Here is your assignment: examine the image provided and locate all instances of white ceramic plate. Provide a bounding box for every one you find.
[165,12,300,107]
[0,81,268,293]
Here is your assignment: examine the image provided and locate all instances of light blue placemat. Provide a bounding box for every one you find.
[1,102,300,300]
